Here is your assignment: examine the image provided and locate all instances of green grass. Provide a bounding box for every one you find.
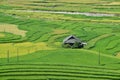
[0,49,120,79]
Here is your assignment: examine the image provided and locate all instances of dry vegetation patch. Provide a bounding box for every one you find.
[109,2,120,5]
[0,24,27,37]
[0,42,54,58]
[0,33,5,38]
[116,52,120,57]
[55,0,101,3]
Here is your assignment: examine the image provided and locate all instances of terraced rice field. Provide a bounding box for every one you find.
[0,0,120,79]
[1,0,120,13]
[0,63,120,80]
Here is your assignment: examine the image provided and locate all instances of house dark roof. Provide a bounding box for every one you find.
[63,35,81,44]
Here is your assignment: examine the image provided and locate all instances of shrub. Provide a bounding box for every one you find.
[72,42,80,48]
[62,44,71,48]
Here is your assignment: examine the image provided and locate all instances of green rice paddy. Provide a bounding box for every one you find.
[0,0,120,80]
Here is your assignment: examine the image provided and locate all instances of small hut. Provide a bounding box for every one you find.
[62,35,86,48]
